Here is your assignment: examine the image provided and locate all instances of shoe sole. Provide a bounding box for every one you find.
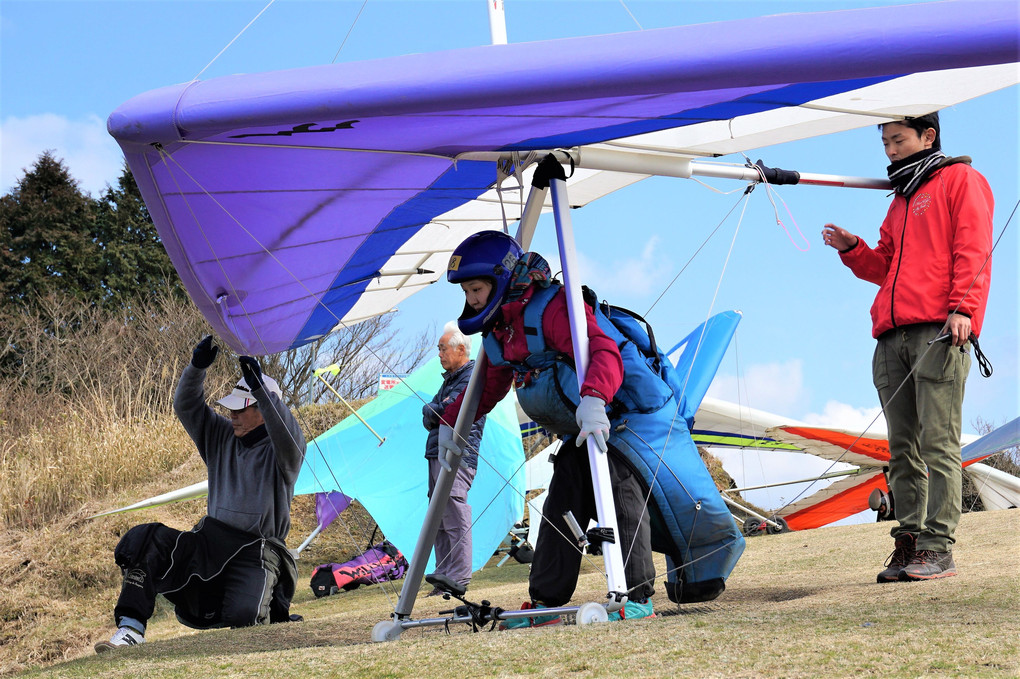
[95,638,144,653]
[876,573,903,583]
[899,569,957,581]
[609,613,657,622]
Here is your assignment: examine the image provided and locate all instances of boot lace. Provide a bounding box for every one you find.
[885,537,915,568]
[908,549,940,565]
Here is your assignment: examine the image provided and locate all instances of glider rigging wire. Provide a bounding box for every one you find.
[618,0,643,30]
[642,190,747,318]
[619,183,755,599]
[746,155,812,252]
[331,0,371,64]
[193,0,277,82]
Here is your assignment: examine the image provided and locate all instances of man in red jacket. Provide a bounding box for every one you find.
[823,112,993,582]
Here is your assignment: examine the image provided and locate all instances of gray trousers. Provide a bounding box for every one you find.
[427,459,476,586]
[873,323,970,552]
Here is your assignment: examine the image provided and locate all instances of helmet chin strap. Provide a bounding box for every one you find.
[458,288,501,335]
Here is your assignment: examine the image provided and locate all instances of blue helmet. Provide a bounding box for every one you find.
[447,231,523,334]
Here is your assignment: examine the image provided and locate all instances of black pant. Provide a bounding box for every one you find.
[529,441,655,606]
[113,523,280,630]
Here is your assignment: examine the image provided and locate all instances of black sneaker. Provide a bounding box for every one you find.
[877,533,916,583]
[900,550,957,581]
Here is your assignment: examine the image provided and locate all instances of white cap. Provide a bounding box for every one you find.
[216,375,283,410]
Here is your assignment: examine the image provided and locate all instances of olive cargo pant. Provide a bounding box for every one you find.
[873,323,971,553]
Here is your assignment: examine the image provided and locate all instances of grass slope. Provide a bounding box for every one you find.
[12,510,1018,678]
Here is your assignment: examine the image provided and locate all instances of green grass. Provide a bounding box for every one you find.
[10,510,1018,678]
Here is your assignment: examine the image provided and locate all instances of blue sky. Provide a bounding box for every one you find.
[3,1,1017,516]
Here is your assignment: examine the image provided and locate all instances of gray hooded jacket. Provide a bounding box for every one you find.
[174,364,306,540]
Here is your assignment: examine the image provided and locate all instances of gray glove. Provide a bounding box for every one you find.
[575,395,610,453]
[437,424,462,472]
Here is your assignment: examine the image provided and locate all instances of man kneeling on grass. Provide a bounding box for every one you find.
[96,336,306,652]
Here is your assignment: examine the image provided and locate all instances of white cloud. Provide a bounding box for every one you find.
[803,400,887,436]
[1,113,123,197]
[576,235,671,299]
[706,359,807,416]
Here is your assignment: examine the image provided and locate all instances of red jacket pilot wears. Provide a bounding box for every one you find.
[442,284,624,425]
[840,162,993,339]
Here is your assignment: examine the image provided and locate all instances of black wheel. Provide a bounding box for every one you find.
[743,517,765,537]
[766,517,789,534]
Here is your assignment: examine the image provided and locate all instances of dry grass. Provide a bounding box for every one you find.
[1,411,194,529]
[0,449,377,677]
[6,508,1017,678]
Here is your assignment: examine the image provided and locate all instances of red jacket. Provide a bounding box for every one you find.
[840,161,993,339]
[442,284,624,424]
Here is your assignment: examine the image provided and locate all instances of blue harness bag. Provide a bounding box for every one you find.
[484,283,745,603]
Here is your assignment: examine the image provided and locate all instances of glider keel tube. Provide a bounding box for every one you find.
[569,148,893,190]
[466,149,891,191]
[567,147,692,179]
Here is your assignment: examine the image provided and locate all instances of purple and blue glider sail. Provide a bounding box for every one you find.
[107,1,1019,354]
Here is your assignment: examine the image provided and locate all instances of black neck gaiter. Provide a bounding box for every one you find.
[887,148,946,197]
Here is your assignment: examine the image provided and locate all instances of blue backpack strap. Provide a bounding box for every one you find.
[482,283,564,373]
[520,283,560,356]
[481,331,506,367]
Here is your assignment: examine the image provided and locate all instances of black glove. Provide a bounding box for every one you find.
[239,355,264,390]
[192,335,219,369]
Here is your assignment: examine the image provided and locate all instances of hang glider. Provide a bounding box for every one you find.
[697,396,1020,530]
[294,344,525,573]
[107,1,1019,355]
[966,463,1020,511]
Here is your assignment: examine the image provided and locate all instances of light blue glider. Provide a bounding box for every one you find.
[296,345,525,573]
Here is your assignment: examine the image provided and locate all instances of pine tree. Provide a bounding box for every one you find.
[93,164,180,307]
[0,153,181,313]
[0,152,102,308]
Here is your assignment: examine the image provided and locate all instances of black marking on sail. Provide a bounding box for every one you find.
[230,121,360,138]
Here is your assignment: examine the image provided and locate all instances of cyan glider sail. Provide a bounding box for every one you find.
[107,1,1019,354]
[295,345,525,573]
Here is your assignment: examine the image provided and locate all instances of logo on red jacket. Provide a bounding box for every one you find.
[912,192,932,216]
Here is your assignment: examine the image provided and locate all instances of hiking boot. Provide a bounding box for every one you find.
[499,601,562,630]
[94,626,145,654]
[607,598,655,622]
[424,587,444,597]
[900,550,957,581]
[877,533,917,583]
